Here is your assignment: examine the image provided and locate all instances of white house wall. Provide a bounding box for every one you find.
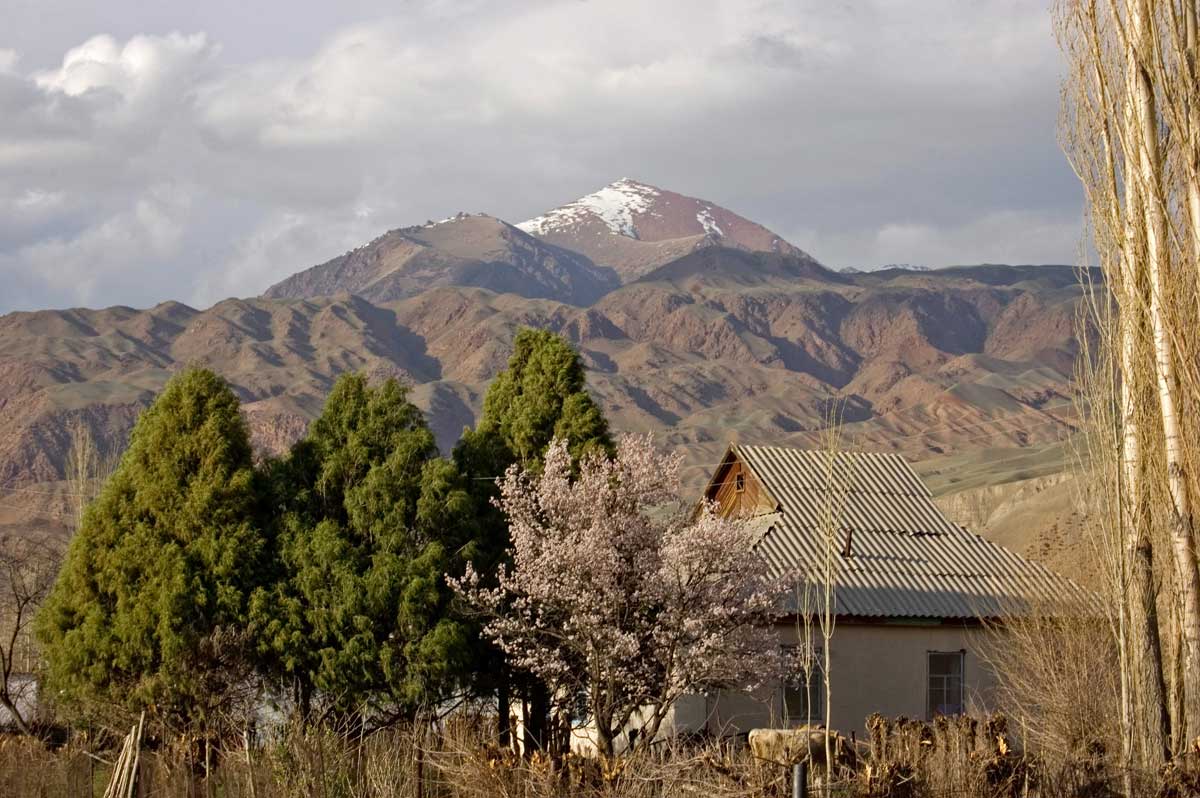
[669,621,1002,740]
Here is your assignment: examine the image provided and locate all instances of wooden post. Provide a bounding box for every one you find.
[244,728,258,798]
[416,738,424,798]
[126,713,144,798]
[793,760,808,798]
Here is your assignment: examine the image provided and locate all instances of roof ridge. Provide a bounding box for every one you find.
[738,443,906,458]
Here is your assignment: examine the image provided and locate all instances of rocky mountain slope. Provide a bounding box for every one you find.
[264,213,618,306]
[0,179,1088,574]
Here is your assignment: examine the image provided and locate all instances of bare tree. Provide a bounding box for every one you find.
[1057,0,1200,758]
[0,534,58,735]
[64,419,116,529]
[813,404,852,795]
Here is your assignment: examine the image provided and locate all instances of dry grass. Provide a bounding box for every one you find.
[0,712,1183,798]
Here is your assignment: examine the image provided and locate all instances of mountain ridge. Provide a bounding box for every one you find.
[264,213,620,306]
[0,179,1089,578]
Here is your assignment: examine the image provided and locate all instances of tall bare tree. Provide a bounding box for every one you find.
[814,405,853,794]
[64,419,115,529]
[1058,0,1200,757]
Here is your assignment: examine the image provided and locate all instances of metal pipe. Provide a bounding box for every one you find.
[793,760,808,798]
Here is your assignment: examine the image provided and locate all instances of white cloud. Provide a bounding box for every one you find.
[0,0,1081,313]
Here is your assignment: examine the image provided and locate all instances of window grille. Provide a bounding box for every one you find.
[927,651,965,718]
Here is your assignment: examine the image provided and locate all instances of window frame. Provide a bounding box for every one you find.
[926,650,966,720]
[781,645,825,727]
[735,472,745,493]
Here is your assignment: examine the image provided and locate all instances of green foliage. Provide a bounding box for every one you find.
[36,368,266,730]
[454,328,613,588]
[252,374,476,716]
[35,333,611,730]
[475,328,612,468]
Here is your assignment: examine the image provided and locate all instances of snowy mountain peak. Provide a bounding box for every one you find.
[515,178,816,280]
[517,178,663,239]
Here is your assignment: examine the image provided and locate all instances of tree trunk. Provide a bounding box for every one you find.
[1119,265,1171,767]
[524,681,549,755]
[1116,162,1171,766]
[0,694,32,737]
[497,671,511,749]
[1128,527,1172,765]
[1128,0,1200,744]
[595,722,614,764]
[1183,0,1200,297]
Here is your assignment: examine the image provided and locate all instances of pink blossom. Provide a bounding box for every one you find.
[451,434,786,758]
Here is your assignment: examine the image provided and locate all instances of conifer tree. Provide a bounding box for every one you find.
[474,328,611,468]
[253,374,475,719]
[37,368,266,732]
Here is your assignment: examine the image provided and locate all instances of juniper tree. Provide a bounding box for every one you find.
[36,368,267,734]
[253,374,476,720]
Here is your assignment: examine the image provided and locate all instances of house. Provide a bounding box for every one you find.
[663,443,1088,741]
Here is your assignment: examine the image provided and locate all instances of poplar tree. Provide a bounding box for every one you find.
[1059,0,1200,767]
[36,368,266,732]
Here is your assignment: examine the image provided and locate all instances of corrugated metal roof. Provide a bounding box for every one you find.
[734,444,1089,620]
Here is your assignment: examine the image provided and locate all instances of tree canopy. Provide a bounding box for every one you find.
[470,327,611,469]
[454,435,782,760]
[452,328,613,601]
[36,332,615,734]
[36,368,267,731]
[252,374,476,717]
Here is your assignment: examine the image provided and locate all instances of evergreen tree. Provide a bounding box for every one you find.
[36,368,267,732]
[452,328,612,749]
[474,328,611,468]
[253,374,475,718]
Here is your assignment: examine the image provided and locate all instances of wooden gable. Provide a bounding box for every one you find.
[703,446,778,519]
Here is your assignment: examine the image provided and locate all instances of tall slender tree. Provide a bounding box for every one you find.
[37,368,267,734]
[1058,0,1200,758]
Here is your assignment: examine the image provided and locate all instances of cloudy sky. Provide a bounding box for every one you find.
[1,0,1081,313]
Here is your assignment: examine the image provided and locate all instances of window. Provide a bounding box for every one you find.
[927,651,965,718]
[735,472,745,493]
[783,647,824,726]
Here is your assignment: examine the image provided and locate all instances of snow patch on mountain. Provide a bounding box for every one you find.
[696,206,723,237]
[517,178,660,239]
[885,263,932,271]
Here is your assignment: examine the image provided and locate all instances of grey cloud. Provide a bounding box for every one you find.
[0,0,1081,313]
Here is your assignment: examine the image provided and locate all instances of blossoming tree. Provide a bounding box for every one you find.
[453,434,784,759]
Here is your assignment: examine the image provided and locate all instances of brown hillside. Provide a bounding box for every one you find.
[0,253,1085,568]
[0,179,1091,576]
